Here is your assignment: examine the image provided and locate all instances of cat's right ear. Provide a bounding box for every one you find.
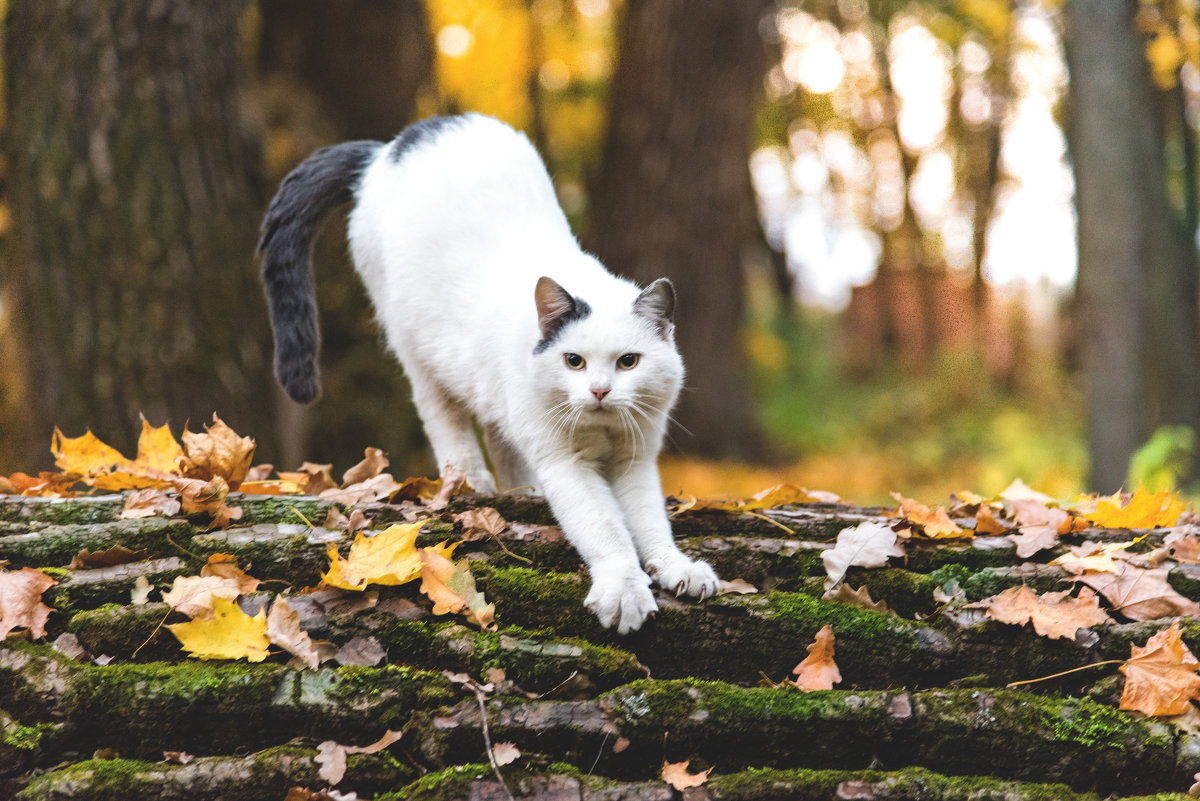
[535,276,581,340]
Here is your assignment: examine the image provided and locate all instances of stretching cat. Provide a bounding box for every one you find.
[258,113,719,633]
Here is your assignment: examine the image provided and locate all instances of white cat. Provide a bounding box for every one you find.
[258,113,719,633]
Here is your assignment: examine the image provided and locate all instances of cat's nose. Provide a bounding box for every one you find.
[591,386,610,402]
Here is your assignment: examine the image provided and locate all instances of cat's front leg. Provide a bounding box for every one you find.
[535,457,658,633]
[612,460,719,599]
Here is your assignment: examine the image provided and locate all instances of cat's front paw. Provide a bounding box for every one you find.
[645,554,720,600]
[584,563,657,634]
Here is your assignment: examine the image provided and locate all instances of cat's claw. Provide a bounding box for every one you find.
[645,555,720,600]
[585,565,658,634]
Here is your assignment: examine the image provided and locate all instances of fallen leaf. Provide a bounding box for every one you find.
[171,476,242,528]
[891,493,967,538]
[1008,526,1061,559]
[822,521,905,589]
[341,447,389,487]
[68,545,150,570]
[119,488,181,519]
[168,596,270,661]
[456,508,508,540]
[238,479,304,495]
[391,475,442,504]
[974,585,1110,640]
[162,750,195,765]
[161,575,241,619]
[316,729,402,785]
[662,759,712,790]
[1051,538,1146,575]
[0,567,57,639]
[131,575,153,605]
[792,624,841,690]
[431,464,470,509]
[322,523,424,591]
[492,741,521,766]
[245,464,274,482]
[280,462,337,495]
[1077,563,1200,621]
[267,597,324,670]
[1119,620,1200,716]
[1088,487,1186,529]
[743,483,819,510]
[1167,530,1200,564]
[200,553,261,594]
[320,473,402,505]
[52,428,128,478]
[419,546,496,629]
[178,414,256,488]
[718,579,759,595]
[974,506,1010,535]
[825,583,890,614]
[1000,478,1057,505]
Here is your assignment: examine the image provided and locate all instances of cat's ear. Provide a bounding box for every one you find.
[535,276,585,340]
[633,278,676,335]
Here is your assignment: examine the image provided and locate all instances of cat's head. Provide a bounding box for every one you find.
[532,276,684,427]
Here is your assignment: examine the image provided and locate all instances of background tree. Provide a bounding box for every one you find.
[253,0,436,473]
[1,0,277,469]
[1063,0,1200,492]
[585,0,771,460]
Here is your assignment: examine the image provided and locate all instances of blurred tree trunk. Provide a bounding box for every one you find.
[2,0,276,466]
[257,0,433,141]
[253,0,436,475]
[585,0,769,460]
[1063,0,1200,492]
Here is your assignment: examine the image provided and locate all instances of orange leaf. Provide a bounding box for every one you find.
[52,428,128,477]
[201,554,261,595]
[792,624,841,690]
[133,416,184,474]
[661,759,712,790]
[975,585,1110,640]
[178,414,256,488]
[419,546,495,629]
[1119,621,1200,716]
[0,567,57,639]
[891,493,967,539]
[1077,563,1200,621]
[974,506,1009,535]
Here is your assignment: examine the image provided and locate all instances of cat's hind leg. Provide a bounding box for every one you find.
[406,364,497,494]
[482,426,541,494]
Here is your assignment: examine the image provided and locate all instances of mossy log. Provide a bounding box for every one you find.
[1,491,1198,800]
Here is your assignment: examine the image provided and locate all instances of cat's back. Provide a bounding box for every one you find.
[354,114,567,244]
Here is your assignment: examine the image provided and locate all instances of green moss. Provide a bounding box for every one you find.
[845,567,938,617]
[1039,695,1157,750]
[330,663,455,709]
[69,603,180,661]
[17,757,147,801]
[233,495,332,526]
[483,566,594,634]
[3,721,55,750]
[707,766,1103,801]
[381,762,491,800]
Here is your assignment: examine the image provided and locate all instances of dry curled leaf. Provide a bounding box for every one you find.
[315,729,403,785]
[120,487,181,519]
[1119,620,1200,717]
[1077,563,1200,621]
[822,521,905,589]
[200,553,261,595]
[178,414,256,488]
[662,759,712,790]
[492,741,521,766]
[322,523,424,592]
[161,575,241,620]
[974,585,1110,640]
[267,597,324,670]
[419,546,496,630]
[792,624,842,691]
[891,492,967,538]
[0,567,57,640]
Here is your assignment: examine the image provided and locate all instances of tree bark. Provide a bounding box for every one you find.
[584,0,769,460]
[1063,0,1200,492]
[2,0,275,465]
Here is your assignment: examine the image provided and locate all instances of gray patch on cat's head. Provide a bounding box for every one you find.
[533,276,592,355]
[388,115,464,163]
[633,278,676,337]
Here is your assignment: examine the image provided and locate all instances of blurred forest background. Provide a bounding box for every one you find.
[0,0,1196,506]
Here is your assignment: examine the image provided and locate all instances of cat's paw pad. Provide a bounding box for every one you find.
[645,555,720,600]
[585,565,657,634]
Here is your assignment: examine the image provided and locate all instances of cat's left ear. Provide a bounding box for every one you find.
[633,278,675,336]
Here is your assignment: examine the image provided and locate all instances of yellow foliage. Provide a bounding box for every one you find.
[168,597,270,662]
[1087,487,1186,529]
[322,523,425,591]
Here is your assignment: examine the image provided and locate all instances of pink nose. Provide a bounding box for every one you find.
[591,386,610,402]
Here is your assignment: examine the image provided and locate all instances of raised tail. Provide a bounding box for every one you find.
[258,140,381,403]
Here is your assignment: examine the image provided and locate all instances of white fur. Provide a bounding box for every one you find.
[346,114,718,633]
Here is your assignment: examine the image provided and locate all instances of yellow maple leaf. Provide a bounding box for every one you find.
[419,546,495,629]
[168,597,270,661]
[1087,487,1185,529]
[52,428,129,477]
[133,417,184,474]
[322,523,424,591]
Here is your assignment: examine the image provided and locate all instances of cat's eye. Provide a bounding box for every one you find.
[617,353,640,370]
[564,353,586,370]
